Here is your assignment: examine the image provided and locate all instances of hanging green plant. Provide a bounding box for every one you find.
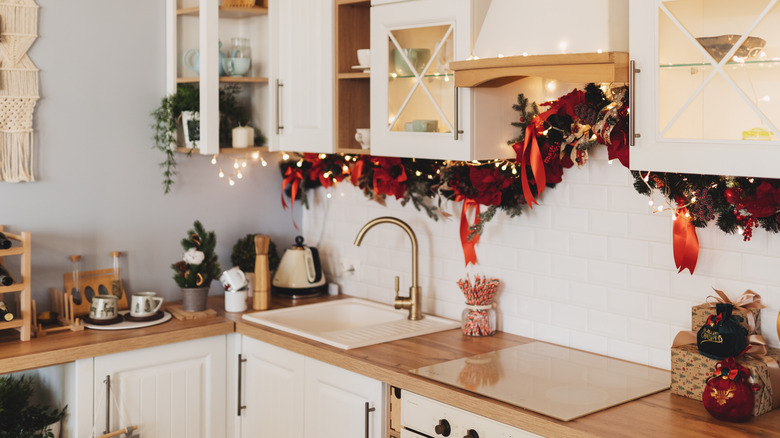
[150,84,254,194]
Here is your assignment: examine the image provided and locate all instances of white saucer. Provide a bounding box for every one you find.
[351,65,370,73]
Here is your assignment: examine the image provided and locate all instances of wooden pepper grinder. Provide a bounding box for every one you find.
[253,234,271,310]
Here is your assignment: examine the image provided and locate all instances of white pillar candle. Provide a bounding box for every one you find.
[232,126,254,148]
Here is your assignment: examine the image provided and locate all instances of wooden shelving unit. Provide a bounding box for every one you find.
[0,225,31,341]
[334,0,371,154]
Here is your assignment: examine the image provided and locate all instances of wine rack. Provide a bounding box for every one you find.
[0,225,31,341]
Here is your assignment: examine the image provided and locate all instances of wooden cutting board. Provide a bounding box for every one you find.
[166,304,217,320]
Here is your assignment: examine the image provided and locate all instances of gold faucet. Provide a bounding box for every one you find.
[354,216,423,321]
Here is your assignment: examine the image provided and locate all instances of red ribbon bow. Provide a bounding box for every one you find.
[459,199,480,266]
[673,207,699,274]
[512,124,546,208]
[281,167,304,230]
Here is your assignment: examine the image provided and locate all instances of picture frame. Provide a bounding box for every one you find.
[181,111,200,148]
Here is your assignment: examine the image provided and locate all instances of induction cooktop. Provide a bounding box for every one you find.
[409,341,671,421]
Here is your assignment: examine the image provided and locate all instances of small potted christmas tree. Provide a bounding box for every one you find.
[172,220,221,312]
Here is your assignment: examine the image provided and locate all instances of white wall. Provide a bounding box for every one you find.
[0,1,297,305]
[304,146,780,371]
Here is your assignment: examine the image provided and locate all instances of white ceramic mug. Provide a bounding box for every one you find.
[90,295,119,320]
[131,292,164,317]
[357,48,370,67]
[224,290,248,313]
[220,267,248,292]
[355,128,370,149]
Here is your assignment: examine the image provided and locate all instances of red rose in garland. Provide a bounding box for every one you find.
[371,157,407,200]
[469,166,512,206]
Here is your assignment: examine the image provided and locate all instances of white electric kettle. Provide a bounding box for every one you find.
[272,236,327,298]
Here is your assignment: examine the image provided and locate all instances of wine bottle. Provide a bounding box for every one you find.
[0,232,10,250]
[0,264,14,286]
[0,302,12,321]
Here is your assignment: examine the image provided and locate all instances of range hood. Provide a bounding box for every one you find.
[454,0,629,87]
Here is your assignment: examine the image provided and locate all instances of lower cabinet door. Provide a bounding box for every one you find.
[239,336,305,438]
[304,357,383,438]
[93,335,227,438]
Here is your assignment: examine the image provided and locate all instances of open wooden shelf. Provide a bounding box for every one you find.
[0,226,31,342]
[177,6,268,19]
[335,147,370,155]
[338,72,370,79]
[176,146,269,156]
[451,51,629,87]
[177,76,269,84]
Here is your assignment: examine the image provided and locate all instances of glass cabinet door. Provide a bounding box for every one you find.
[630,0,780,178]
[658,0,779,142]
[386,24,454,134]
[370,0,473,160]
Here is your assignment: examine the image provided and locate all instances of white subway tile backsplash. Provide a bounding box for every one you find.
[306,166,780,370]
[589,210,628,237]
[607,289,649,318]
[569,283,608,310]
[628,213,673,243]
[551,207,590,232]
[571,233,608,259]
[626,319,671,350]
[551,254,590,281]
[742,253,780,284]
[588,309,628,339]
[627,266,671,296]
[588,260,628,287]
[608,238,649,266]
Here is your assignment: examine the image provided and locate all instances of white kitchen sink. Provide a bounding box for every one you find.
[242,298,459,349]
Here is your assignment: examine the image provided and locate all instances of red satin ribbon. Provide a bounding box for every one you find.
[460,199,480,266]
[513,124,546,208]
[281,167,303,230]
[350,159,364,186]
[673,207,699,274]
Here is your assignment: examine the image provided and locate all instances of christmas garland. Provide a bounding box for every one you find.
[279,83,780,273]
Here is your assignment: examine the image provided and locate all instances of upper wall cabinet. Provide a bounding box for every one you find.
[370,0,519,161]
[268,0,335,153]
[629,0,780,178]
[167,0,270,155]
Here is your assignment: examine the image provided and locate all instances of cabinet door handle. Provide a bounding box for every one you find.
[629,60,641,146]
[276,79,284,134]
[364,401,376,438]
[453,87,464,140]
[104,375,111,434]
[237,354,247,416]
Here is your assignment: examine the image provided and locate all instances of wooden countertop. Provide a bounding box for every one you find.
[2,294,779,436]
[228,296,780,438]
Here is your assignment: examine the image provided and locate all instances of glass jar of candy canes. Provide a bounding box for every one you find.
[461,303,496,336]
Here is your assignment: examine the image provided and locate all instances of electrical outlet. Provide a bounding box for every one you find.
[338,258,359,277]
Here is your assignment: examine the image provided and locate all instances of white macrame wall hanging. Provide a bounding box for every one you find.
[0,0,38,182]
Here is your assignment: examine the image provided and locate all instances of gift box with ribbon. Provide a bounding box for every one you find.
[672,343,780,416]
[691,289,764,335]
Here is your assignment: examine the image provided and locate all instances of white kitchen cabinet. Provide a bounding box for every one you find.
[268,0,335,153]
[304,356,383,438]
[231,335,383,438]
[629,0,780,178]
[370,0,515,160]
[78,335,227,438]
[234,335,305,437]
[166,0,270,154]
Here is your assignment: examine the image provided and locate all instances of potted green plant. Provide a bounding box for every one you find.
[172,220,221,312]
[231,233,281,279]
[151,84,254,194]
[0,375,67,438]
